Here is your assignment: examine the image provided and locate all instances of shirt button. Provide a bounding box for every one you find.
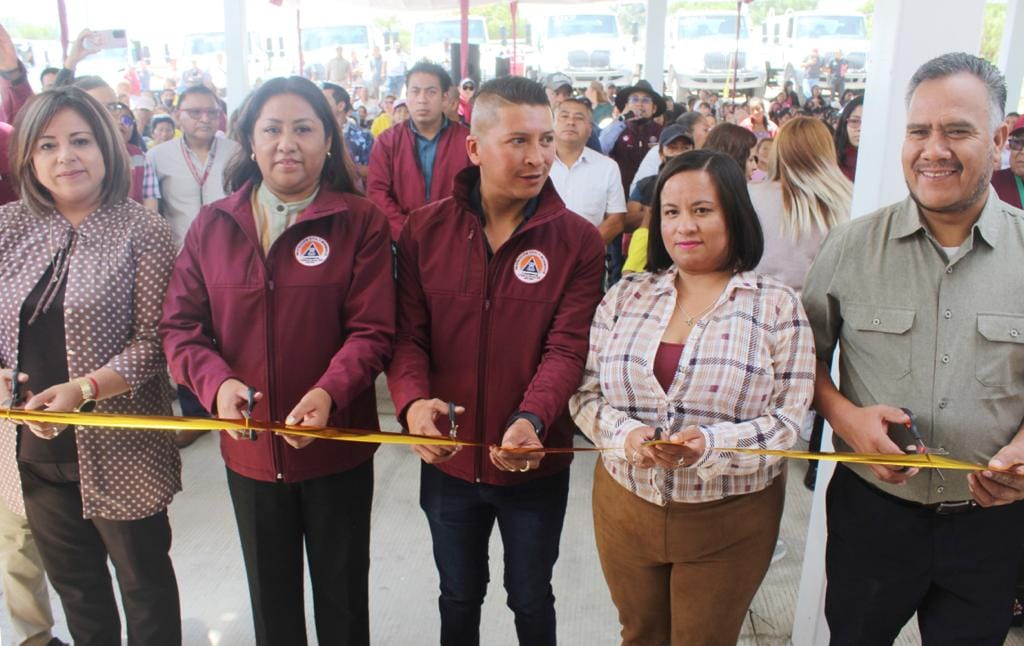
[938,400,947,409]
[941,354,950,364]
[943,310,951,319]
[872,318,880,326]
[67,349,76,356]
[946,266,953,274]
[937,485,945,494]
[1012,329,1020,338]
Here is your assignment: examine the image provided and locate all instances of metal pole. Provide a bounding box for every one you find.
[731,1,741,99]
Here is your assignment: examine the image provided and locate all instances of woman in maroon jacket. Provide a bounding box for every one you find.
[160,76,394,646]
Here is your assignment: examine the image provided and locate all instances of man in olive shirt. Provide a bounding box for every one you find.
[803,53,1024,644]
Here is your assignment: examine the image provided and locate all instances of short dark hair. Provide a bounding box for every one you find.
[703,123,757,173]
[907,52,1006,131]
[673,111,706,137]
[321,82,351,111]
[646,150,763,273]
[471,76,550,135]
[176,85,219,108]
[39,67,59,83]
[405,61,452,93]
[224,76,359,196]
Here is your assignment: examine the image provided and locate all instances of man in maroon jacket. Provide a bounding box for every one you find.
[992,115,1024,209]
[387,76,605,646]
[367,61,472,240]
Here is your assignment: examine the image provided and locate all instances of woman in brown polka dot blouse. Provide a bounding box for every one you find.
[0,87,182,643]
[161,76,394,646]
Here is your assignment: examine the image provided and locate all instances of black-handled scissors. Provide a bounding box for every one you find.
[8,363,23,408]
[242,386,257,441]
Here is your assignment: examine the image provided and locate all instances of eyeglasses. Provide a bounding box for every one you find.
[1008,137,1024,152]
[104,102,130,113]
[119,114,135,127]
[846,117,862,128]
[181,108,221,121]
[462,84,475,91]
[628,95,653,105]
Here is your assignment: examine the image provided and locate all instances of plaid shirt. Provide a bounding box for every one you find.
[570,269,815,505]
[142,158,160,201]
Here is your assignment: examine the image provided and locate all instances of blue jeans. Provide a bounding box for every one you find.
[419,463,570,646]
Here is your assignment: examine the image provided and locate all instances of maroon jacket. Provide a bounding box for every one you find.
[367,119,471,240]
[160,182,395,482]
[387,166,605,485]
[611,120,662,196]
[992,167,1023,209]
[0,63,33,126]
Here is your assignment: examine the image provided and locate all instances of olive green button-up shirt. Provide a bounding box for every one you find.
[803,189,1024,504]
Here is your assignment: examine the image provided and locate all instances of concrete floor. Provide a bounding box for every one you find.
[2,380,1023,645]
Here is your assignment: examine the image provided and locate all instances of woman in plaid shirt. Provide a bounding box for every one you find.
[570,150,816,645]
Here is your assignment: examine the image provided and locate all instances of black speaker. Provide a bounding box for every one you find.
[449,43,480,84]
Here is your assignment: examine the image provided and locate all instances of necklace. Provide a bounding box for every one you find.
[678,299,716,327]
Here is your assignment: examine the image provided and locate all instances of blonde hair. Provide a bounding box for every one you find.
[769,117,852,238]
[588,80,608,104]
[11,86,131,215]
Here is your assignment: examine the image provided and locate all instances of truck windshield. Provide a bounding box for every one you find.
[793,16,867,39]
[413,20,486,47]
[677,16,748,40]
[302,26,369,51]
[186,34,225,56]
[547,15,618,39]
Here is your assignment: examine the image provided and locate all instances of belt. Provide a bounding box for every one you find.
[844,466,979,516]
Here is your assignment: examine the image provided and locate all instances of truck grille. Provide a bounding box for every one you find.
[704,52,746,70]
[568,50,611,68]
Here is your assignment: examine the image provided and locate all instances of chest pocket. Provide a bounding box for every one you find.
[975,314,1024,387]
[844,305,915,379]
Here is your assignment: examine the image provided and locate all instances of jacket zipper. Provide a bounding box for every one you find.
[265,276,283,481]
[461,229,474,292]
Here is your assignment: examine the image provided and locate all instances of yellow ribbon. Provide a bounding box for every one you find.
[3,408,995,471]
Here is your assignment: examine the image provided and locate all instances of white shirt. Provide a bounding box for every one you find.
[549,146,626,228]
[630,146,662,195]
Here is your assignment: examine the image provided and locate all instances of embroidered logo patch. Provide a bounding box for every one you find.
[294,236,330,267]
[513,250,548,284]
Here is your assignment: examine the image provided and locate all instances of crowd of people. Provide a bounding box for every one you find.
[2,17,1024,646]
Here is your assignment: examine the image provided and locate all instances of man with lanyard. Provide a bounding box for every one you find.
[322,82,374,182]
[368,61,471,240]
[992,115,1024,209]
[387,75,604,646]
[144,84,239,444]
[803,53,1024,644]
[549,96,626,245]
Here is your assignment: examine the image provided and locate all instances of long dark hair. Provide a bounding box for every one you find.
[647,150,763,273]
[834,94,864,163]
[224,76,359,195]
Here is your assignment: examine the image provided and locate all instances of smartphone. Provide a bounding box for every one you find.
[88,29,128,50]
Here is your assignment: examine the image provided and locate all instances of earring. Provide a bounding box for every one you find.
[326,150,332,158]
[250,152,256,161]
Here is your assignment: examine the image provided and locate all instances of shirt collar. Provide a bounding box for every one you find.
[256,182,319,219]
[651,267,758,297]
[468,175,540,224]
[555,146,592,170]
[889,188,1004,248]
[410,115,449,142]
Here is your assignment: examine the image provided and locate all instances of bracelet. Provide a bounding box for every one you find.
[87,376,100,400]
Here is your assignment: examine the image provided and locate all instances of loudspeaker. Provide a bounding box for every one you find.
[449,43,480,84]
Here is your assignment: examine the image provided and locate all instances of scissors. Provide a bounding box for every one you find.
[897,407,946,481]
[447,401,461,454]
[7,363,23,408]
[242,386,258,441]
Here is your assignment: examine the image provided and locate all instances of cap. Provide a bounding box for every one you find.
[659,124,694,147]
[394,99,407,110]
[546,73,573,92]
[1011,114,1024,135]
[460,77,476,89]
[130,93,156,111]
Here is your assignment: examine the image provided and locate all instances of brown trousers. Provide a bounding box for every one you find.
[592,460,785,646]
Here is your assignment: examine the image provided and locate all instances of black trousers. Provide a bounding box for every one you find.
[825,465,1024,645]
[18,461,181,646]
[226,460,373,646]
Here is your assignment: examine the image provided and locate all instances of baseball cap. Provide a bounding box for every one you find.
[130,93,156,111]
[394,99,407,110]
[460,77,476,89]
[659,124,694,147]
[546,73,573,92]
[1011,114,1024,135]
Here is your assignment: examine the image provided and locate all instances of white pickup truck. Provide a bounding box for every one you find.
[665,10,766,100]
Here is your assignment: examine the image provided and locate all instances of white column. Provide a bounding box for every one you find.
[644,0,667,90]
[999,0,1024,114]
[223,0,250,113]
[792,2,986,645]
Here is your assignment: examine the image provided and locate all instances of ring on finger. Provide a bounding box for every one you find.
[519,465,530,472]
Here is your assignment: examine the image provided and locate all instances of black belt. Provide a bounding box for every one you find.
[843,465,979,516]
